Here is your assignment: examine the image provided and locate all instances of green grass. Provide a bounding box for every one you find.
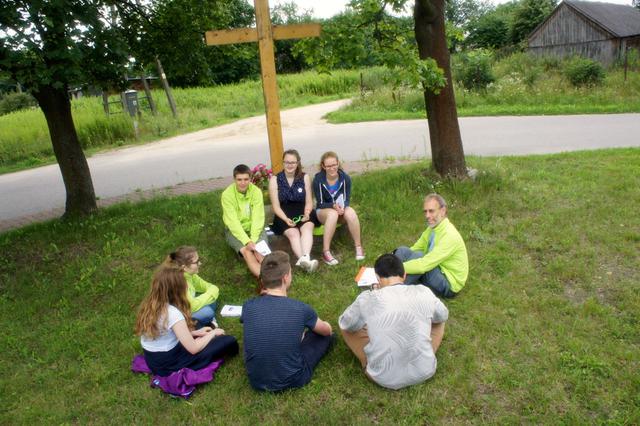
[327,64,640,123]
[3,55,639,174]
[0,68,382,174]
[1,149,639,423]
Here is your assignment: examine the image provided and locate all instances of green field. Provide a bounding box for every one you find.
[2,54,640,175]
[328,64,640,123]
[1,149,638,423]
[0,69,367,174]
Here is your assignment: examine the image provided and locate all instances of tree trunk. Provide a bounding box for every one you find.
[32,85,98,217]
[414,0,467,178]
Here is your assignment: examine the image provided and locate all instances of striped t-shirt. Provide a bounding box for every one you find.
[241,295,318,391]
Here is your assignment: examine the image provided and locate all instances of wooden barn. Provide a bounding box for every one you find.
[528,1,640,65]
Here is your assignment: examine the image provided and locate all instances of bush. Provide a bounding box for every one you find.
[0,92,37,115]
[540,55,561,71]
[564,57,605,87]
[454,50,496,91]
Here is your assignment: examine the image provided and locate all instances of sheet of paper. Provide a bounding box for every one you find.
[255,240,271,256]
[220,305,243,317]
[355,266,378,287]
[335,193,345,208]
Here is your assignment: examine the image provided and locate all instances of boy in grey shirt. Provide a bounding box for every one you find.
[339,254,448,390]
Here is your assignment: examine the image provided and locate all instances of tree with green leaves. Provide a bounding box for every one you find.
[0,1,134,217]
[510,0,556,45]
[122,0,258,87]
[464,2,517,50]
[301,1,466,176]
[318,0,466,177]
[271,1,314,73]
[295,11,383,72]
[414,0,467,177]
[445,0,492,28]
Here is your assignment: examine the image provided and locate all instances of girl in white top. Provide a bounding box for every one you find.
[135,265,238,377]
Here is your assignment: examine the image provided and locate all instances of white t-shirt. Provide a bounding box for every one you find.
[339,285,448,390]
[140,305,185,352]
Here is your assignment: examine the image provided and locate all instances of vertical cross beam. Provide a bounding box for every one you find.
[253,0,284,172]
[205,0,321,173]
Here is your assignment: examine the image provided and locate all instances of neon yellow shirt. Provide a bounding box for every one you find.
[403,218,469,293]
[221,183,265,246]
[185,273,219,313]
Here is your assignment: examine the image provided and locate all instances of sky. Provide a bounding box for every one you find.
[273,0,634,19]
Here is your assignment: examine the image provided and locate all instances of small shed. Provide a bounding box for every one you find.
[528,1,640,65]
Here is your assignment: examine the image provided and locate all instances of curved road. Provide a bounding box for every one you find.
[1,99,639,225]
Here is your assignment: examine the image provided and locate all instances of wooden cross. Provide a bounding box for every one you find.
[205,0,321,172]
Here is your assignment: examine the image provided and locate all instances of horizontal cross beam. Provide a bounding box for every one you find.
[205,23,321,46]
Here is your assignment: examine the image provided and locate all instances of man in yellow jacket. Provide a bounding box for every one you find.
[394,193,468,298]
[221,164,267,278]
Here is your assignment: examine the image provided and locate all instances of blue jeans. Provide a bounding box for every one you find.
[394,246,456,298]
[191,302,218,329]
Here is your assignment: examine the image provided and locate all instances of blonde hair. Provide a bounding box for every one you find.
[319,151,342,171]
[135,265,193,338]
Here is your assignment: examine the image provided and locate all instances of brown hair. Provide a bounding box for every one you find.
[319,151,342,171]
[135,265,194,338]
[260,251,291,289]
[164,246,197,269]
[283,149,303,179]
[233,164,252,178]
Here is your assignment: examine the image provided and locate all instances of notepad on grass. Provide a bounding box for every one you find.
[220,305,243,317]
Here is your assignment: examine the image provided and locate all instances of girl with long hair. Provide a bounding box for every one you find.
[135,265,238,377]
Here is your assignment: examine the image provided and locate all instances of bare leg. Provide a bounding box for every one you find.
[341,327,369,368]
[284,228,302,258]
[431,322,445,353]
[317,208,339,252]
[342,207,362,248]
[300,222,315,257]
[239,246,261,277]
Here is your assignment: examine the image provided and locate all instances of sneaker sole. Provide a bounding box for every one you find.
[307,260,319,272]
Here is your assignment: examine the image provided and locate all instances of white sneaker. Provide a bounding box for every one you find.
[306,259,319,273]
[296,254,309,268]
[298,255,318,273]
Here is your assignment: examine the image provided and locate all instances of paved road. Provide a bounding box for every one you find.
[2,99,639,223]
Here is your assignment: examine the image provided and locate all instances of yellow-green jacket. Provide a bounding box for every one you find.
[185,273,219,313]
[221,183,265,246]
[403,218,469,293]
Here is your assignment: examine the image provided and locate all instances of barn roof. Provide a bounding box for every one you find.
[564,1,640,38]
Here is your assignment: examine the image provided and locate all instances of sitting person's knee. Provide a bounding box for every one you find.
[325,209,339,221]
[344,207,357,221]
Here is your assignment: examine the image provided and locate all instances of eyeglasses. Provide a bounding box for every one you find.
[190,258,202,265]
[284,161,298,166]
[323,163,339,169]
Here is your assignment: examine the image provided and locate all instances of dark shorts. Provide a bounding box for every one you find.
[143,335,239,377]
[271,204,320,235]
